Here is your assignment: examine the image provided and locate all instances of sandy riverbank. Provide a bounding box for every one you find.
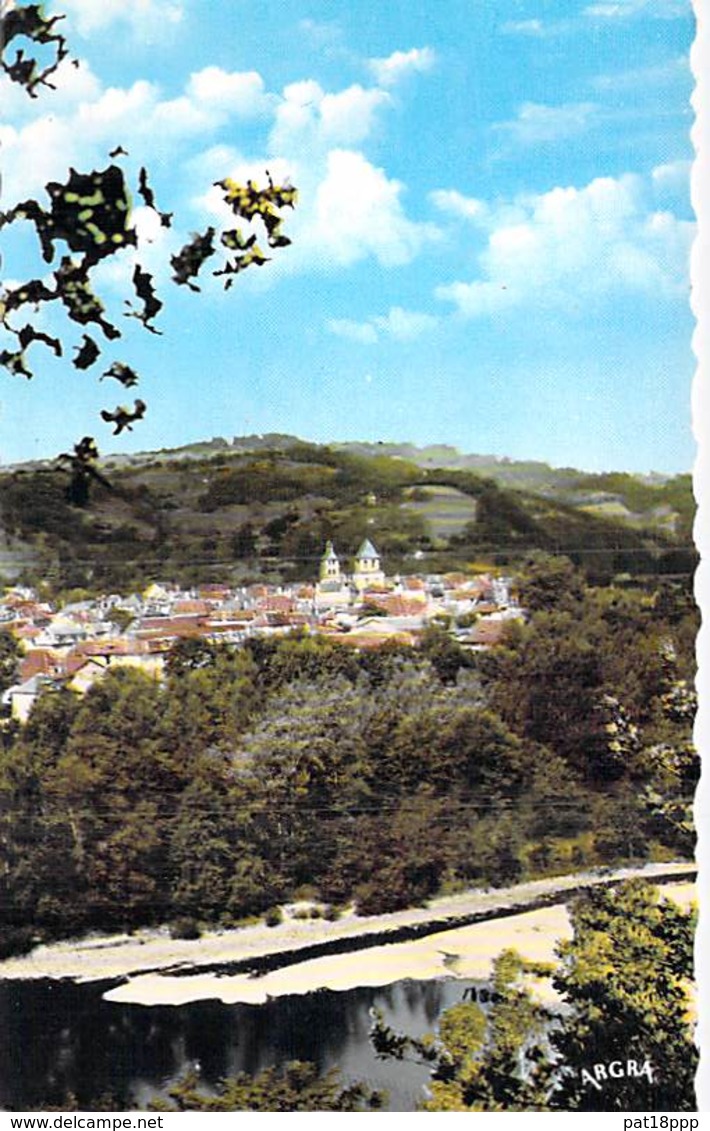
[102,880,695,1007]
[102,903,574,1006]
[0,862,694,1001]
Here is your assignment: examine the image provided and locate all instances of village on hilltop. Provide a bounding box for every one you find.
[1,538,523,722]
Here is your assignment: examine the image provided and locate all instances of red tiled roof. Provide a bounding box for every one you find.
[258,595,296,613]
[78,638,150,657]
[403,577,426,591]
[138,614,203,630]
[64,654,107,678]
[362,595,426,617]
[333,630,416,650]
[19,649,63,682]
[207,608,255,622]
[468,619,508,645]
[173,599,211,615]
[136,618,240,641]
[197,585,232,599]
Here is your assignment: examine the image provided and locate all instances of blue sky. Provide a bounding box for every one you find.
[0,0,697,471]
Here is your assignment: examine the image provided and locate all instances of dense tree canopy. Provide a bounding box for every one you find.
[0,563,696,949]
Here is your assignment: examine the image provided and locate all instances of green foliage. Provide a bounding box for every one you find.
[372,949,554,1111]
[517,552,585,612]
[0,924,36,959]
[373,883,696,1112]
[0,630,20,694]
[417,623,471,684]
[551,881,697,1110]
[0,563,694,943]
[156,1061,384,1112]
[169,916,202,940]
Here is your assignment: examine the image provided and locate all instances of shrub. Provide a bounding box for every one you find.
[169,917,202,940]
[264,907,283,927]
[0,926,36,959]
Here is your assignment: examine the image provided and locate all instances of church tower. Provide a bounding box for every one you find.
[319,540,341,582]
[353,538,385,592]
[315,540,350,610]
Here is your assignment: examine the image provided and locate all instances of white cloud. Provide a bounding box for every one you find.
[1,62,277,203]
[309,149,439,268]
[0,55,102,124]
[373,306,439,339]
[327,306,438,344]
[2,45,437,290]
[435,280,515,318]
[53,0,184,36]
[186,68,274,118]
[195,66,439,276]
[75,79,160,141]
[368,47,436,87]
[493,101,599,147]
[583,0,689,19]
[327,319,379,344]
[499,16,575,37]
[652,158,691,196]
[500,0,688,35]
[590,54,689,91]
[320,85,392,144]
[499,18,546,35]
[297,18,351,60]
[196,142,438,279]
[430,189,489,223]
[1,113,81,201]
[299,18,342,47]
[44,55,103,104]
[268,81,390,156]
[435,171,693,319]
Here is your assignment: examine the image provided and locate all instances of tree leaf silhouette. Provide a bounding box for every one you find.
[0,4,68,96]
[18,325,62,356]
[124,265,162,333]
[54,257,121,340]
[1,9,298,492]
[100,398,147,434]
[171,228,216,291]
[73,334,101,370]
[101,362,140,388]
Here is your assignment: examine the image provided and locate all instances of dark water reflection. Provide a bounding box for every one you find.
[0,977,479,1112]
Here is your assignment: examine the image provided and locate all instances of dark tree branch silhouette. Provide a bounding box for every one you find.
[0,2,297,501]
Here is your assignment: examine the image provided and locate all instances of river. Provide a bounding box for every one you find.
[0,867,694,1112]
[0,976,480,1112]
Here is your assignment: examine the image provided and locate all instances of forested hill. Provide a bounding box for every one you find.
[0,436,695,594]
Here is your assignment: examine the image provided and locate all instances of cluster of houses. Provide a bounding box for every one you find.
[1,539,523,722]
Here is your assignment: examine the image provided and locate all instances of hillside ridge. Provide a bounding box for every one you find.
[0,435,695,594]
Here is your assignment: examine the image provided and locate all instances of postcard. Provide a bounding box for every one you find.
[0,0,703,1117]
